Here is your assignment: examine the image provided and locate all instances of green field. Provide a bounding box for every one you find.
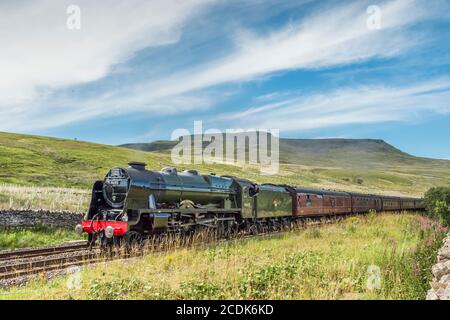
[1,213,445,300]
[1,131,450,211]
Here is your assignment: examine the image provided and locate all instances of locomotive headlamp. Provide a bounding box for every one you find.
[105,226,115,238]
[122,213,128,222]
[75,224,83,235]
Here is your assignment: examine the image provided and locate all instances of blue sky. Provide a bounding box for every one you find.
[1,0,450,159]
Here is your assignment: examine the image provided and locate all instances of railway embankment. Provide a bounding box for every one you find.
[0,210,83,229]
[427,234,450,300]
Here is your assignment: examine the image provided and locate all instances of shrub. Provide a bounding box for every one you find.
[424,187,450,226]
[433,200,450,226]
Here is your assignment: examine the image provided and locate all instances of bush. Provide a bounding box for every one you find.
[433,200,450,226]
[424,187,450,226]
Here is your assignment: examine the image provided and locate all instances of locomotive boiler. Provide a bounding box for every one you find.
[101,162,236,210]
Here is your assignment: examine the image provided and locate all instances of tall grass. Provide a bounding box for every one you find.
[0,184,89,212]
[0,213,445,300]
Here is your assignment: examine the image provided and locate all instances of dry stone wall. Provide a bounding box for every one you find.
[0,210,83,229]
[427,234,450,300]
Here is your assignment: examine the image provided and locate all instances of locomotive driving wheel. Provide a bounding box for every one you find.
[124,231,143,252]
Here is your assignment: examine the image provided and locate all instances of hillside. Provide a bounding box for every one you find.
[121,137,429,167]
[0,132,175,188]
[279,138,420,166]
[1,131,450,197]
[121,140,177,153]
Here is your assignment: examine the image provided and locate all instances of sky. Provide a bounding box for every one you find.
[1,0,450,159]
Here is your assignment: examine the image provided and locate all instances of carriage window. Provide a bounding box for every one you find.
[306,195,312,207]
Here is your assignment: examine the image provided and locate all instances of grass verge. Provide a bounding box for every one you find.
[0,213,446,300]
[0,225,84,250]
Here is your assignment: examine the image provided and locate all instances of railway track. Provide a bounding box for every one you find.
[0,251,100,281]
[0,216,341,284]
[0,241,88,261]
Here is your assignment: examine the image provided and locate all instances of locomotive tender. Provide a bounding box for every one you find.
[76,162,425,245]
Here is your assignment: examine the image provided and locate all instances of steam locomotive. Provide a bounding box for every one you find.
[75,162,425,246]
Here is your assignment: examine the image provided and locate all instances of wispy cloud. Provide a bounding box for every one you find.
[213,78,450,130]
[126,0,444,100]
[0,0,448,132]
[0,0,215,126]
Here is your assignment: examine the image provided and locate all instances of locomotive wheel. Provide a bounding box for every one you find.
[124,231,143,252]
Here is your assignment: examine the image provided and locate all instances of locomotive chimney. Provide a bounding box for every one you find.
[128,161,146,170]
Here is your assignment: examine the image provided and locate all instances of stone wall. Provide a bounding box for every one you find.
[427,234,450,300]
[0,210,83,229]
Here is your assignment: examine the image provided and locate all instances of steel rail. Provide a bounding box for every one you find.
[0,241,88,261]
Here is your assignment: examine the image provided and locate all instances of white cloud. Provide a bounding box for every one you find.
[0,0,447,131]
[213,78,450,130]
[0,0,215,121]
[127,0,444,101]
[0,93,214,132]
